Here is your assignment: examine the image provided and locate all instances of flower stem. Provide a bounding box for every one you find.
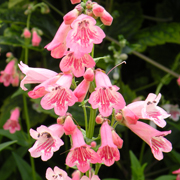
[82,101,88,135]
[95,163,101,175]
[139,141,146,165]
[87,108,96,139]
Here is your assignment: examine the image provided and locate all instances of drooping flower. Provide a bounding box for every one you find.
[66,14,106,56]
[125,93,170,128]
[46,166,71,180]
[89,70,125,117]
[29,124,64,161]
[45,22,71,59]
[125,121,172,160]
[32,30,41,46]
[97,121,120,166]
[3,107,21,134]
[162,104,180,121]
[18,61,58,91]
[172,168,180,180]
[60,52,95,77]
[66,128,101,173]
[40,73,78,116]
[0,60,15,87]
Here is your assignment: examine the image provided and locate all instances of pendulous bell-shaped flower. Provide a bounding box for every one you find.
[29,124,64,161]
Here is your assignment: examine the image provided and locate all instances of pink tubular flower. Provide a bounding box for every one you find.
[66,14,105,55]
[70,0,81,4]
[92,3,104,17]
[72,170,81,180]
[172,168,180,180]
[46,166,71,180]
[97,121,120,166]
[45,22,71,59]
[63,116,77,135]
[125,121,172,160]
[111,130,123,149]
[66,128,101,173]
[3,107,21,134]
[64,8,79,25]
[126,93,170,128]
[60,52,95,77]
[83,68,94,82]
[89,70,126,117]
[32,30,41,46]
[29,124,64,161]
[162,104,180,121]
[100,10,113,26]
[22,28,31,38]
[18,61,58,91]
[80,175,100,180]
[0,60,15,87]
[40,73,78,116]
[74,79,90,102]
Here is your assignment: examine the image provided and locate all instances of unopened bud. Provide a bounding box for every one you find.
[85,9,94,17]
[100,10,113,26]
[120,53,128,60]
[112,130,123,149]
[83,68,94,82]
[6,52,13,58]
[115,112,123,122]
[22,28,31,38]
[96,114,104,124]
[113,71,119,80]
[40,3,50,14]
[57,116,64,125]
[92,3,104,17]
[63,9,79,25]
[63,116,77,135]
[91,141,97,148]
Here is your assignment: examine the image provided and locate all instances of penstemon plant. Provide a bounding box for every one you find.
[0,0,180,180]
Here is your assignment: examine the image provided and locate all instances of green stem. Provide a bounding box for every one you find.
[42,0,64,16]
[82,101,88,135]
[134,81,158,92]
[87,108,96,139]
[143,15,172,22]
[95,163,101,175]
[139,141,146,165]
[155,83,163,95]
[105,35,180,78]
[111,109,115,127]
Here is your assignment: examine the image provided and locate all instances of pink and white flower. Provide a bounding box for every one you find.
[18,61,58,91]
[125,121,172,160]
[97,121,120,166]
[125,93,170,128]
[0,60,15,87]
[66,128,101,173]
[45,22,71,59]
[3,107,21,134]
[89,70,125,117]
[46,166,71,180]
[29,124,64,161]
[66,14,105,56]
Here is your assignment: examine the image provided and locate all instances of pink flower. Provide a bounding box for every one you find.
[126,93,170,128]
[177,77,180,86]
[32,30,41,46]
[80,175,100,180]
[163,104,180,121]
[60,52,95,77]
[97,121,120,166]
[89,70,125,117]
[18,61,58,91]
[172,168,180,180]
[72,170,81,180]
[29,124,64,161]
[66,128,101,173]
[46,166,71,180]
[3,107,21,134]
[111,130,123,149]
[63,116,77,135]
[70,0,81,4]
[45,22,71,59]
[64,8,79,25]
[40,73,78,116]
[22,28,31,38]
[125,121,172,160]
[92,3,104,17]
[100,10,113,26]
[0,60,15,87]
[66,14,105,55]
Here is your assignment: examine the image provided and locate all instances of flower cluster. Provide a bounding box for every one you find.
[16,0,173,179]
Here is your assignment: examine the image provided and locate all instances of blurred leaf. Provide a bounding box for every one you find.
[8,0,24,8]
[154,175,176,180]
[0,146,28,180]
[132,23,180,52]
[0,140,17,151]
[12,152,42,180]
[130,151,146,180]
[0,129,30,146]
[169,150,180,164]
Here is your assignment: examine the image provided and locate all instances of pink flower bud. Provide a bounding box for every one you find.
[90,141,96,148]
[83,68,94,82]
[112,130,123,149]
[115,112,123,122]
[70,0,81,4]
[23,28,31,38]
[32,30,41,46]
[63,116,77,135]
[72,170,81,180]
[92,3,104,17]
[57,116,64,125]
[12,73,19,87]
[6,52,13,58]
[100,10,113,26]
[63,9,79,25]
[95,114,104,124]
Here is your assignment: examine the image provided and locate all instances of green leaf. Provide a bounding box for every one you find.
[0,146,28,180]
[169,150,180,164]
[132,23,180,52]
[8,0,24,8]
[0,129,30,147]
[12,152,42,180]
[0,140,17,151]
[130,151,146,180]
[155,175,176,180]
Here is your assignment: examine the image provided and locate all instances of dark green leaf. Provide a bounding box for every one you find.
[0,140,17,151]
[155,175,176,180]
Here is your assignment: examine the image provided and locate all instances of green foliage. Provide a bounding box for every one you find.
[155,175,176,180]
[0,140,17,151]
